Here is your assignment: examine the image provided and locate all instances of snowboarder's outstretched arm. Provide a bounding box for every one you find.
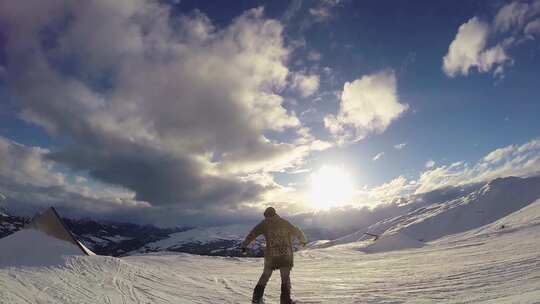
[241,221,265,249]
[288,222,307,246]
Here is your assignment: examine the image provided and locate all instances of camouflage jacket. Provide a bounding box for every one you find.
[242,215,306,270]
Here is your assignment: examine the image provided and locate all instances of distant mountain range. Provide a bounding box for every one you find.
[1,175,540,257]
[0,210,259,257]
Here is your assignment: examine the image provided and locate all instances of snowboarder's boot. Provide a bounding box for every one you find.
[252,284,265,303]
[280,283,294,304]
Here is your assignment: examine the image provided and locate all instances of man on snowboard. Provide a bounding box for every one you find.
[241,207,307,304]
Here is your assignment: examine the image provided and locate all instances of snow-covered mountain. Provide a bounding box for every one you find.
[0,211,27,239]
[315,176,540,251]
[2,175,539,258]
[63,218,188,256]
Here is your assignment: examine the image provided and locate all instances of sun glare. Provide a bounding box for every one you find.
[310,165,354,210]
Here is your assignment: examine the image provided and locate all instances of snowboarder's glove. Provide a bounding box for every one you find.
[241,247,248,255]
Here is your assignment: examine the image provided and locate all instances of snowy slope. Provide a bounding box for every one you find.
[1,217,539,303]
[480,197,540,232]
[435,197,540,245]
[318,176,540,251]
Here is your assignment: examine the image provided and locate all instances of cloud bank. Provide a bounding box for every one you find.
[0,1,330,222]
[372,138,540,197]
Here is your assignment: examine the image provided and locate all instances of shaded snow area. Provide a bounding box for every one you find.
[2,220,540,303]
[0,229,84,268]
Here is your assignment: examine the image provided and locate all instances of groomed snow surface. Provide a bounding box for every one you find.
[1,200,540,303]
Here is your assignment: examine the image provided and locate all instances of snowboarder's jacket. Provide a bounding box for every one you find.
[242,215,307,270]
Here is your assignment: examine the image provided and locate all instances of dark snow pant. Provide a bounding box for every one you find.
[252,266,292,304]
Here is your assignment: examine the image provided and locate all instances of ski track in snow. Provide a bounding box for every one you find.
[1,223,540,303]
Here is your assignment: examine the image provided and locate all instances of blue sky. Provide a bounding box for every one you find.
[0,0,539,226]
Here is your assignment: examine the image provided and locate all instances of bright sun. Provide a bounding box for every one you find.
[310,165,354,209]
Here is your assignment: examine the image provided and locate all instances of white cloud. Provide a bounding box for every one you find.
[444,1,540,78]
[308,0,343,22]
[291,72,320,97]
[0,1,331,217]
[361,138,540,202]
[324,70,408,144]
[369,175,415,200]
[443,17,510,78]
[525,19,540,37]
[307,50,322,61]
[0,137,64,188]
[494,1,530,33]
[415,138,540,193]
[309,7,331,20]
[425,160,436,168]
[394,142,407,150]
[483,145,517,163]
[372,152,384,161]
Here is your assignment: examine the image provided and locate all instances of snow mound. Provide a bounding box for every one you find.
[0,229,85,268]
[360,232,424,253]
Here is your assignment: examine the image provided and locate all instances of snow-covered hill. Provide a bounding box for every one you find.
[314,176,540,252]
[435,197,540,245]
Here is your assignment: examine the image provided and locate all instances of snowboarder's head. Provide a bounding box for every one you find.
[264,207,277,218]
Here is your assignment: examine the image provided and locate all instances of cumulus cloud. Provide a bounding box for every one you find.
[394,142,407,150]
[0,1,326,220]
[443,1,540,78]
[372,152,384,161]
[324,70,408,144]
[290,72,320,97]
[443,17,510,78]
